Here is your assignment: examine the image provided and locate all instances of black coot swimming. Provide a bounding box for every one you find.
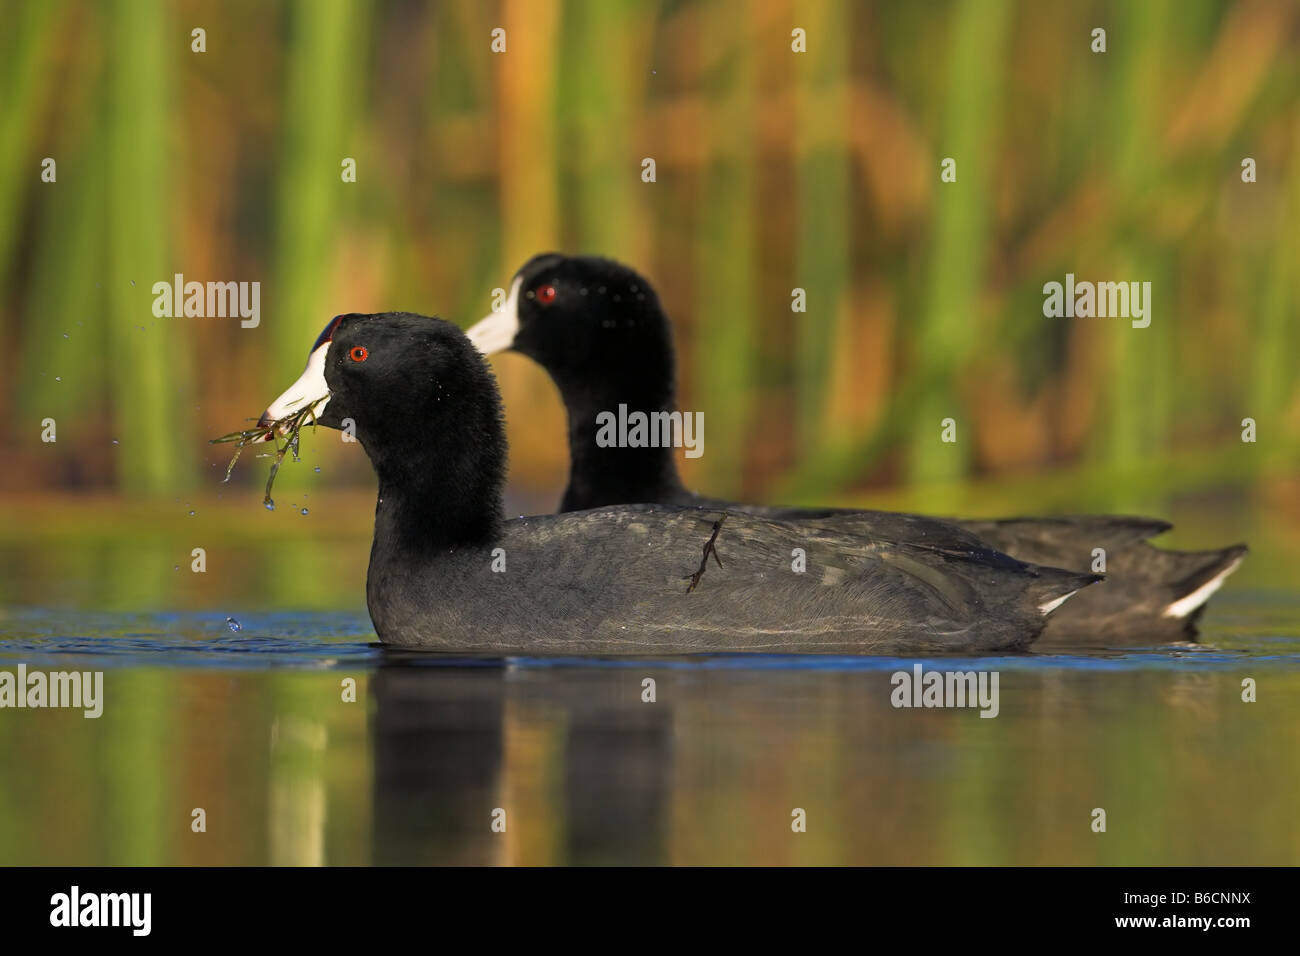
[465,254,1247,643]
[252,311,1096,654]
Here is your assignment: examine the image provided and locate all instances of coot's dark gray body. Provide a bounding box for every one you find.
[254,312,1095,655]
[367,505,1094,655]
[465,253,1248,643]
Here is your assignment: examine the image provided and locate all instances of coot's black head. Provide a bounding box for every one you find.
[259,312,506,507]
[465,253,675,387]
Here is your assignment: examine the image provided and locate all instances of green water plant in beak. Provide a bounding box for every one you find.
[210,398,326,507]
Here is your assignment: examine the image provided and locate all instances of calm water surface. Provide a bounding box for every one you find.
[1,594,1297,865]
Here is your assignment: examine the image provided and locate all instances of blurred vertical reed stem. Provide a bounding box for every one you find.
[564,0,654,264]
[108,0,194,493]
[1097,0,1172,513]
[795,0,851,457]
[695,6,758,496]
[905,0,1011,489]
[1250,112,1300,427]
[0,0,64,296]
[19,53,105,434]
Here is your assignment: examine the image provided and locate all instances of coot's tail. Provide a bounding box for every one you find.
[956,515,1247,642]
[1025,567,1105,617]
[1160,544,1249,621]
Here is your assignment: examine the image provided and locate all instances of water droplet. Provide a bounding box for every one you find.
[300,508,309,515]
[54,376,62,382]
[62,333,69,339]
[173,565,180,571]
[130,279,136,287]
[264,500,275,511]
[314,466,321,473]
[111,439,119,445]
[226,617,241,632]
[188,510,195,516]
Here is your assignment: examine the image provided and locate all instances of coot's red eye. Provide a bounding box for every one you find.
[536,284,557,304]
[349,346,368,362]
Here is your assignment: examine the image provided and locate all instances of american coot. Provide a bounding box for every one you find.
[465,254,1247,642]
[253,312,1098,655]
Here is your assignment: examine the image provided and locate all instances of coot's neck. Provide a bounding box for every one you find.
[367,433,504,561]
[546,350,688,513]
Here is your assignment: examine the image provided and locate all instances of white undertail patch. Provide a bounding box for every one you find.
[1162,554,1246,619]
[1038,588,1082,616]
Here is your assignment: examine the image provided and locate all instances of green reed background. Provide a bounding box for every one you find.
[1,0,1297,531]
[1,1,1298,869]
